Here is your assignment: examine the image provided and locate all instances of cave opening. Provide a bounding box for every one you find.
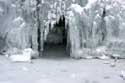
[43,16,69,59]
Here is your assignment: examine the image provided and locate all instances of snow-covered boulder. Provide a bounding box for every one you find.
[9,48,32,62]
[9,48,38,62]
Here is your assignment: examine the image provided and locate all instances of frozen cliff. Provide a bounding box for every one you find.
[0,0,125,59]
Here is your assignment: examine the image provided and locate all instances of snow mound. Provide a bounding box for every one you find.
[7,48,39,62]
[9,48,33,62]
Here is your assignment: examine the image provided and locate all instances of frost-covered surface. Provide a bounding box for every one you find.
[68,0,125,58]
[0,0,125,58]
[0,55,125,83]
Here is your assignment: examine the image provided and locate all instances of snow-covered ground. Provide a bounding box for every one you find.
[0,55,125,83]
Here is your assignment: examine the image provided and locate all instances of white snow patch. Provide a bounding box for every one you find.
[20,22,26,28]
[13,17,23,23]
[10,54,31,62]
[9,48,33,62]
[106,5,112,10]
[70,4,83,14]
[120,70,125,80]
[96,46,110,59]
[0,7,3,13]
[11,4,16,8]
[22,66,29,71]
[96,46,107,53]
[112,54,120,58]
[84,0,97,9]
[98,54,110,60]
[88,0,97,3]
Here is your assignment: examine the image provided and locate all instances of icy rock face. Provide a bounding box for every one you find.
[68,1,106,57]
[68,0,125,58]
[6,16,31,49]
[0,0,39,57]
[0,0,11,53]
[0,0,125,59]
[105,0,125,58]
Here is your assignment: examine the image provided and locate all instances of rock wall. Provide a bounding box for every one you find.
[68,0,125,58]
[0,0,125,59]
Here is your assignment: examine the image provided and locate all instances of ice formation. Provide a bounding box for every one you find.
[0,0,125,59]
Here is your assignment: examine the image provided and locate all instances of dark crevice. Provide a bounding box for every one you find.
[36,0,41,54]
[102,8,106,18]
[37,26,41,52]
[30,37,33,49]
[101,8,107,41]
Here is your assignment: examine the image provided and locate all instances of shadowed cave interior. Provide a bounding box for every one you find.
[42,16,69,59]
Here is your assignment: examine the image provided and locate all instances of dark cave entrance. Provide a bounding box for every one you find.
[43,16,69,58]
